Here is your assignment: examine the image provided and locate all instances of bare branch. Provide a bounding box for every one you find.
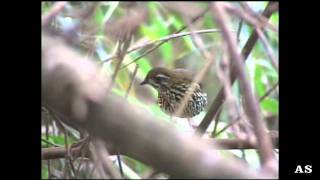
[93,139,122,179]
[42,2,67,26]
[196,1,277,136]
[173,18,216,118]
[117,6,210,70]
[256,28,279,70]
[41,34,272,178]
[211,2,277,173]
[259,81,279,102]
[225,3,278,32]
[42,132,279,160]
[101,29,226,64]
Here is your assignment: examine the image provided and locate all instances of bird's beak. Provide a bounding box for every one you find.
[140,80,148,85]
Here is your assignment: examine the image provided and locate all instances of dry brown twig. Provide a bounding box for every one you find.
[196,1,277,137]
[93,139,122,179]
[224,3,278,33]
[212,19,243,137]
[42,132,278,160]
[42,2,68,27]
[89,142,110,178]
[61,122,77,178]
[212,81,279,138]
[101,29,226,64]
[125,64,139,99]
[107,33,133,92]
[211,2,277,174]
[259,81,279,101]
[116,63,139,176]
[256,28,279,70]
[116,6,211,70]
[44,111,52,178]
[172,18,216,119]
[42,34,273,178]
[239,2,278,31]
[215,43,250,140]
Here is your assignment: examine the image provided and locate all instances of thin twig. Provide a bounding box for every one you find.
[101,29,225,64]
[45,114,51,178]
[175,58,214,118]
[42,132,278,160]
[211,2,276,171]
[256,28,278,71]
[196,1,277,136]
[212,106,223,136]
[125,64,139,99]
[236,20,243,43]
[214,43,252,140]
[259,81,279,102]
[118,5,210,70]
[52,116,77,178]
[224,3,278,33]
[211,81,279,138]
[173,17,216,118]
[213,116,240,138]
[75,136,91,178]
[132,29,224,53]
[107,33,133,92]
[239,2,278,31]
[215,43,240,132]
[63,126,77,178]
[89,142,109,178]
[116,63,139,176]
[42,2,67,26]
[94,139,122,179]
[42,33,274,178]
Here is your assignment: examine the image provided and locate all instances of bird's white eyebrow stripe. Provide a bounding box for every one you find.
[155,74,170,79]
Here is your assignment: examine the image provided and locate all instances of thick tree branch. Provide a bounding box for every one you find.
[41,34,272,179]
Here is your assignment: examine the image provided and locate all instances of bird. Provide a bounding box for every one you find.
[140,67,207,121]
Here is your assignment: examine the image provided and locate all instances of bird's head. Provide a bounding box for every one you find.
[140,67,193,90]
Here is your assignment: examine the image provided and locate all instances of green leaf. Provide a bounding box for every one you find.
[136,58,152,76]
[42,134,75,147]
[160,43,173,65]
[141,2,172,64]
[256,59,278,80]
[270,12,279,27]
[171,16,195,50]
[261,98,278,114]
[42,165,49,179]
[50,135,65,145]
[42,2,50,13]
[254,65,266,97]
[95,6,104,25]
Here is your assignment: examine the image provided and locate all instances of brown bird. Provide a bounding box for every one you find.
[140,67,207,119]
